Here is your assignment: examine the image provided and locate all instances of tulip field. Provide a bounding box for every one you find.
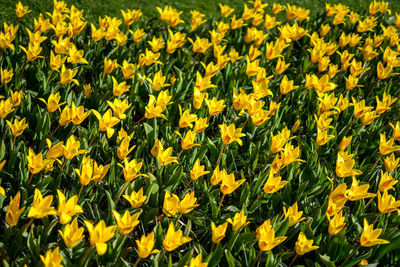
[1,0,400,266]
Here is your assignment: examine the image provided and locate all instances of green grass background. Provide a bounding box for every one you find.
[1,0,400,24]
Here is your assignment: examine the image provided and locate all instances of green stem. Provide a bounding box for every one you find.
[80,246,93,266]
[216,144,227,167]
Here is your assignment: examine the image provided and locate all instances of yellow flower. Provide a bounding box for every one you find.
[70,102,91,125]
[16,1,31,18]
[188,253,208,267]
[219,3,234,18]
[107,98,132,120]
[339,136,352,151]
[123,188,147,209]
[59,64,79,85]
[163,190,180,217]
[0,68,13,84]
[327,210,346,236]
[275,57,290,75]
[28,188,56,219]
[326,183,347,217]
[190,159,210,181]
[379,133,400,155]
[27,148,50,174]
[179,105,197,129]
[57,189,83,224]
[58,218,85,248]
[147,70,170,91]
[118,158,147,182]
[112,210,140,235]
[378,190,400,214]
[157,146,178,166]
[75,156,96,186]
[283,202,305,227]
[389,121,400,140]
[176,130,200,150]
[379,171,398,191]
[178,192,199,214]
[6,191,26,227]
[210,166,227,186]
[226,209,249,232]
[219,123,245,146]
[92,109,120,138]
[280,75,299,95]
[121,9,142,25]
[120,60,136,80]
[83,84,91,99]
[103,57,118,74]
[0,98,15,119]
[6,117,28,137]
[39,92,66,113]
[263,171,287,194]
[347,177,375,201]
[84,220,117,255]
[156,6,184,27]
[384,153,400,172]
[163,222,192,251]
[67,46,88,64]
[256,219,287,251]
[116,136,135,160]
[147,36,165,52]
[193,117,208,133]
[335,151,363,178]
[189,36,212,54]
[220,173,245,195]
[316,130,335,146]
[63,135,88,160]
[295,232,319,255]
[270,127,292,153]
[211,221,228,243]
[377,61,399,80]
[360,218,389,247]
[111,76,131,97]
[136,232,160,259]
[40,247,63,267]
[205,97,226,116]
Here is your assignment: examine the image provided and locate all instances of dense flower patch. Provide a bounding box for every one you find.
[1,0,400,266]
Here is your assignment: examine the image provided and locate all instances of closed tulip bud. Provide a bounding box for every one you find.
[163,190,179,217]
[211,222,228,243]
[6,191,26,227]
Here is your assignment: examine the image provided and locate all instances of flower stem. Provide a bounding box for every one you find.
[49,124,60,138]
[340,244,361,267]
[88,130,100,146]
[183,180,192,192]
[27,173,34,187]
[133,258,141,267]
[367,154,382,178]
[250,192,264,210]
[252,250,263,267]
[288,254,298,267]
[77,185,84,200]
[217,194,225,215]
[216,144,227,167]
[116,181,129,204]
[80,246,93,266]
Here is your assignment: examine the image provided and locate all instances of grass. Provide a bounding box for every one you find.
[1,0,399,25]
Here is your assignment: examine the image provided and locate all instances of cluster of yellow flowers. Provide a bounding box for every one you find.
[1,0,400,266]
